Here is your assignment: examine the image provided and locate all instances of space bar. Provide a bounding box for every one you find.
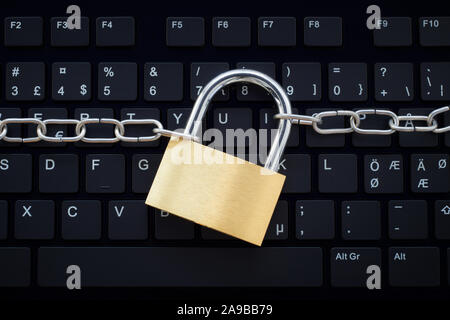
[38,247,323,287]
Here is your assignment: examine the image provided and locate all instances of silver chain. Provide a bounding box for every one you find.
[0,106,448,144]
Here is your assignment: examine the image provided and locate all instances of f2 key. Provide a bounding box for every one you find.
[5,17,43,46]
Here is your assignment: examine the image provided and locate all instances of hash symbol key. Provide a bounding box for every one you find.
[6,62,45,101]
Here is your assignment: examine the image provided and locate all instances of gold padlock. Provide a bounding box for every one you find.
[146,69,292,246]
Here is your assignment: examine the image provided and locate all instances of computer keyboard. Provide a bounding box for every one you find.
[1,0,450,301]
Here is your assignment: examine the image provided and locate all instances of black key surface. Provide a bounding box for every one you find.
[166,17,204,47]
[132,154,162,193]
[296,200,335,240]
[191,63,230,101]
[38,247,323,287]
[389,247,440,287]
[51,17,89,46]
[435,200,450,239]
[411,154,449,193]
[328,63,367,101]
[0,201,7,239]
[373,17,412,47]
[96,17,135,46]
[144,62,183,101]
[419,17,450,46]
[258,17,296,46]
[39,154,78,193]
[282,63,321,101]
[213,108,252,147]
[0,154,32,193]
[364,155,403,193]
[61,200,101,240]
[154,210,195,240]
[0,248,30,287]
[318,154,358,193]
[6,62,45,101]
[108,201,148,240]
[0,108,21,147]
[265,201,288,240]
[15,200,55,240]
[374,63,414,101]
[260,108,300,147]
[352,110,392,147]
[306,108,345,147]
[98,62,137,101]
[212,17,251,47]
[304,17,342,46]
[167,108,197,131]
[120,108,160,147]
[74,108,114,147]
[389,200,428,239]
[421,62,450,101]
[4,17,43,46]
[52,62,91,101]
[86,154,125,193]
[342,201,381,240]
[28,108,68,147]
[277,154,311,193]
[236,62,276,101]
[398,109,438,147]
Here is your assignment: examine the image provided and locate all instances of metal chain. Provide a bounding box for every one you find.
[0,106,448,144]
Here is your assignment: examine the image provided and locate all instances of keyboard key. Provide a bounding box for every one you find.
[258,17,296,46]
[435,200,450,239]
[28,108,68,147]
[96,17,135,46]
[389,200,428,239]
[39,154,78,193]
[419,17,450,46]
[411,154,449,193]
[0,108,21,147]
[108,201,148,240]
[120,108,160,147]
[304,17,342,47]
[277,154,311,193]
[0,154,32,193]
[167,108,196,131]
[364,155,403,193]
[296,200,335,240]
[86,154,125,193]
[213,108,252,147]
[51,17,89,46]
[132,154,162,193]
[0,248,30,287]
[144,62,183,101]
[4,17,43,46]
[421,62,450,101]
[0,201,7,239]
[329,63,367,101]
[282,63,321,101]
[212,17,251,47]
[154,210,195,240]
[74,108,115,147]
[306,108,345,147]
[342,201,381,240]
[331,248,381,287]
[389,247,440,287]
[352,109,392,147]
[260,108,299,147]
[374,63,414,101]
[191,62,230,101]
[52,62,91,101]
[6,62,45,101]
[166,17,204,47]
[38,247,323,287]
[236,62,276,101]
[98,62,137,101]
[373,17,412,47]
[15,200,55,240]
[398,108,438,147]
[265,201,288,240]
[318,154,358,193]
[61,200,101,240]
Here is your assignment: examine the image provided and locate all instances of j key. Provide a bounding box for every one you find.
[260,108,299,147]
[4,17,43,46]
[282,63,321,101]
[0,248,30,287]
[435,200,450,239]
[212,17,251,47]
[144,62,183,101]
[389,200,428,239]
[0,108,21,147]
[296,200,335,240]
[374,63,414,101]
[51,17,89,46]
[331,248,381,287]
[0,154,32,193]
[352,109,392,147]
[411,154,449,193]
[319,154,358,193]
[421,62,450,101]
[15,200,55,240]
[61,200,101,240]
[373,17,412,47]
[28,108,68,147]
[364,155,403,193]
[0,201,7,239]
[398,108,438,147]
[98,62,137,101]
[236,62,276,101]
[389,247,440,287]
[52,62,91,101]
[86,154,125,193]
[304,17,342,47]
[306,108,345,147]
[213,108,252,147]
[166,17,205,47]
[132,154,162,193]
[265,201,288,240]
[154,210,195,240]
[258,17,296,46]
[74,108,114,147]
[6,62,45,101]
[96,17,135,46]
[329,63,367,101]
[109,201,148,240]
[342,201,381,240]
[191,63,230,101]
[120,108,160,147]
[419,17,450,46]
[38,247,323,287]
[277,155,311,193]
[39,155,78,193]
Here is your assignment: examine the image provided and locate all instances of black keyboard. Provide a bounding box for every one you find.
[1,0,450,302]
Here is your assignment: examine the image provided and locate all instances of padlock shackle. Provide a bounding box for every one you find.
[184,69,292,172]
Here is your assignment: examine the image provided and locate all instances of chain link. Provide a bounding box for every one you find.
[0,106,448,143]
